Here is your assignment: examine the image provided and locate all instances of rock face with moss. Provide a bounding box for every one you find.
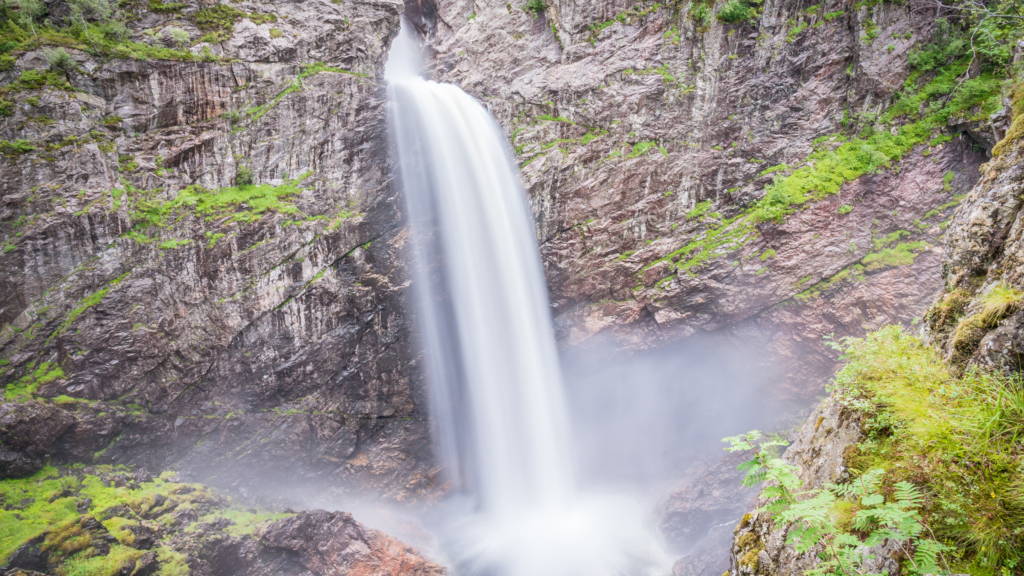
[0,466,445,576]
[417,0,996,401]
[0,0,445,500]
[724,396,902,576]
[930,68,1024,372]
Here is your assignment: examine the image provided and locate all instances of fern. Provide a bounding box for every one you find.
[723,431,952,576]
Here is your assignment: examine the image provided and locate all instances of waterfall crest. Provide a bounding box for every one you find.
[386,19,671,576]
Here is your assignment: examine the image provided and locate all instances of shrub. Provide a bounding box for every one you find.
[162,26,190,49]
[0,139,36,156]
[717,0,757,23]
[101,20,131,41]
[148,0,184,13]
[191,3,246,33]
[44,47,75,75]
[67,0,117,21]
[235,164,253,186]
[0,54,14,71]
[523,0,546,17]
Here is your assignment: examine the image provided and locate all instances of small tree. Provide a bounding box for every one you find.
[163,26,190,49]
[44,47,75,76]
[6,0,47,36]
[235,164,253,186]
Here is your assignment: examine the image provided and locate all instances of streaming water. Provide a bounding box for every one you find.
[386,19,671,576]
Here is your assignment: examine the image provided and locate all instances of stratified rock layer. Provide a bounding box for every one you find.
[0,0,440,500]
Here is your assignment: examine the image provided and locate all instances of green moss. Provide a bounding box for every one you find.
[943,169,956,191]
[158,239,192,250]
[4,361,65,400]
[49,272,130,342]
[586,1,664,43]
[786,20,808,42]
[861,241,927,271]
[0,22,198,64]
[795,264,865,302]
[686,201,713,220]
[0,139,35,156]
[628,141,658,158]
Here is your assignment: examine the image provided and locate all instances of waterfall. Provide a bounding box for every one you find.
[386,18,671,576]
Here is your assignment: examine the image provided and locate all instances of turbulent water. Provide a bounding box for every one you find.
[386,19,671,576]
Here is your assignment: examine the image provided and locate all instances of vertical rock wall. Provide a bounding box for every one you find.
[0,0,441,501]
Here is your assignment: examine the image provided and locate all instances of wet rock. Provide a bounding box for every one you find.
[0,401,74,478]
[256,509,447,576]
[0,0,432,500]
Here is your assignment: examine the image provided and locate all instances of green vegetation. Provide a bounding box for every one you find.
[523,0,546,17]
[836,326,1024,573]
[0,138,35,156]
[4,360,64,400]
[121,174,311,244]
[726,430,952,576]
[0,9,199,64]
[717,0,761,23]
[48,271,129,341]
[786,20,808,42]
[861,241,927,270]
[838,204,852,214]
[729,323,1024,574]
[587,1,665,43]
[978,282,1024,326]
[243,62,365,124]
[0,465,293,569]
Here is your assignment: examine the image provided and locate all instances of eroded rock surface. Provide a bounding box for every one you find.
[929,58,1024,372]
[0,0,443,500]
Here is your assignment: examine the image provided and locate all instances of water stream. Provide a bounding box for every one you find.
[386,19,671,576]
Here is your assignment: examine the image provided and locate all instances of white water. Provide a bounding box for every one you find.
[386,19,671,576]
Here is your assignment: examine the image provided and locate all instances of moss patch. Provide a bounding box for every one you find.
[0,466,293,570]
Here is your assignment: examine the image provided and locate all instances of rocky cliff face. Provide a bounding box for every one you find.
[929,59,1024,372]
[0,0,442,501]
[418,0,990,400]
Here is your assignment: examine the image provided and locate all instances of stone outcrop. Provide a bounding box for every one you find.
[724,395,906,576]
[929,56,1024,372]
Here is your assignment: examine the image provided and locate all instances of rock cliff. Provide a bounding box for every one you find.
[418,0,991,401]
[0,0,443,501]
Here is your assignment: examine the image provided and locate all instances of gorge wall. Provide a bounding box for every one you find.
[0,0,442,501]
[1,0,1017,573]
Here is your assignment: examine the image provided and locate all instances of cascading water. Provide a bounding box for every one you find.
[386,19,671,576]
